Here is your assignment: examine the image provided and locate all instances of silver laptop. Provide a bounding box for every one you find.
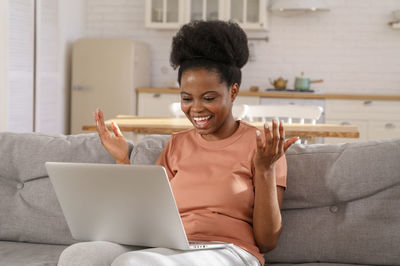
[45,162,232,250]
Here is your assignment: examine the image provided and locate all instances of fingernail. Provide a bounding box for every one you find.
[273,119,278,124]
[256,130,261,136]
[281,120,284,126]
[264,123,269,129]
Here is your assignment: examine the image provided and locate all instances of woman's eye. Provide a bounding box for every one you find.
[182,98,192,102]
[204,97,215,102]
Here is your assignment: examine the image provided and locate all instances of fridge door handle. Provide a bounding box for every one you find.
[72,85,92,91]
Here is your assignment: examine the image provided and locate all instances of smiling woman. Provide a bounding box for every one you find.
[60,20,298,266]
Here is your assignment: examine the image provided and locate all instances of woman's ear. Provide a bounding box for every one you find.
[230,83,239,102]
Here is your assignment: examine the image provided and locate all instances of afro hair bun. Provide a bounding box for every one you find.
[170,20,249,70]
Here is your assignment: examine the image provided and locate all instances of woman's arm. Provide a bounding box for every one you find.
[252,120,297,253]
[253,166,285,252]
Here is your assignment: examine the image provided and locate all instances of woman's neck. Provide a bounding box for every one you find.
[200,116,239,141]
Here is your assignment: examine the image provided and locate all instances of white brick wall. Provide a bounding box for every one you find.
[86,0,400,95]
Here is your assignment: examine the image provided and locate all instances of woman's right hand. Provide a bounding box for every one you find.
[94,108,131,164]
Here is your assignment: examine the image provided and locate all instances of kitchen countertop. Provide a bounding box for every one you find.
[136,88,400,101]
[82,116,360,138]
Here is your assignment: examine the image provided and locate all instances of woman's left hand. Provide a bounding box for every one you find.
[254,120,299,170]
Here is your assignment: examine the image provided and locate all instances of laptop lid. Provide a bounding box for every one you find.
[45,162,191,250]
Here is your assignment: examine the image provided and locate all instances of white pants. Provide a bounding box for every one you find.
[58,241,261,266]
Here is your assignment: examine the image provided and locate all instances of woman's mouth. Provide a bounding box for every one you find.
[192,115,212,129]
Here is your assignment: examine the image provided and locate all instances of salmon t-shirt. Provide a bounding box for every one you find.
[156,121,287,265]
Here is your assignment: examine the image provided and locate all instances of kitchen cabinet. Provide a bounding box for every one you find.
[145,0,268,31]
[368,120,400,140]
[145,0,185,29]
[224,0,268,31]
[137,92,180,117]
[324,99,400,144]
[185,0,225,21]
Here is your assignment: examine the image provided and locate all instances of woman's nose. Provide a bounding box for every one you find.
[191,100,204,112]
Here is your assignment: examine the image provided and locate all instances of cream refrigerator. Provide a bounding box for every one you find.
[70,38,150,134]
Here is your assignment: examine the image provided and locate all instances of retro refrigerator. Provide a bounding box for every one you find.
[70,38,150,134]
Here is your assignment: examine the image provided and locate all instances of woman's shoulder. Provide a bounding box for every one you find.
[167,128,197,147]
[238,120,259,134]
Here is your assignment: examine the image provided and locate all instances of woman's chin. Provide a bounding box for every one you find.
[194,126,212,134]
[192,123,215,136]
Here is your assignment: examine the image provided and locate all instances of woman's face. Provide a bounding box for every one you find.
[180,68,238,140]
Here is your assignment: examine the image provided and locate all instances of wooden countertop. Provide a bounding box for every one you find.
[83,116,360,138]
[137,88,400,101]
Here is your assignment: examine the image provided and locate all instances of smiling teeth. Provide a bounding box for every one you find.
[193,116,211,121]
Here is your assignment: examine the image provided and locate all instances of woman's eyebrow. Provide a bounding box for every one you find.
[202,91,217,96]
[180,91,217,96]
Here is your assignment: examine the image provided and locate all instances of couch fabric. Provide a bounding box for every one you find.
[266,140,400,265]
[1,131,399,266]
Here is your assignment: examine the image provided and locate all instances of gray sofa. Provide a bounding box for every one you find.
[0,132,399,266]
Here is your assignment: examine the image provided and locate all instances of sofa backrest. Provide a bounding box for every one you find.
[0,132,131,245]
[131,135,400,266]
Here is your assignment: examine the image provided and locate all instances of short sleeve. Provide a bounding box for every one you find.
[275,154,287,188]
[155,136,175,181]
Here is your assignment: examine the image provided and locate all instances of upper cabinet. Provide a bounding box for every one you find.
[185,0,225,21]
[224,0,268,31]
[145,0,269,31]
[145,0,185,29]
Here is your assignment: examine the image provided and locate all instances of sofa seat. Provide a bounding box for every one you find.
[0,241,67,266]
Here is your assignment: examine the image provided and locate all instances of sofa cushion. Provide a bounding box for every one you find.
[0,132,132,245]
[0,241,67,266]
[130,134,170,165]
[266,138,400,265]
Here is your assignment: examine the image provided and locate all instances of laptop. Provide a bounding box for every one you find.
[45,162,232,250]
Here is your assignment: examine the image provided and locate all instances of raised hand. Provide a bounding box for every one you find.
[94,108,130,164]
[254,120,299,170]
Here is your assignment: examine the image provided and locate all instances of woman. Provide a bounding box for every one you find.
[58,20,298,266]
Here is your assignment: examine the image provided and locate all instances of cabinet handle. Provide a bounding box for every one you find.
[385,123,396,129]
[153,93,161,98]
[341,122,351,126]
[363,100,373,105]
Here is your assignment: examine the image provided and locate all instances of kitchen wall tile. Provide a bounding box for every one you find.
[85,0,400,94]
